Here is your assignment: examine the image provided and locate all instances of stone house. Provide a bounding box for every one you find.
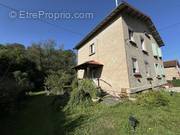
[74,2,166,96]
[164,60,180,80]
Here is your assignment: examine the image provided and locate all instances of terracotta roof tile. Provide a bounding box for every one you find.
[164,60,180,68]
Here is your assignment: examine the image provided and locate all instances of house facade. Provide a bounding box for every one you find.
[164,60,180,80]
[74,2,166,96]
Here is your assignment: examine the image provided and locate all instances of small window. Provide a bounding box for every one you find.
[128,29,134,41]
[141,37,146,52]
[132,58,139,73]
[173,77,176,80]
[89,43,95,55]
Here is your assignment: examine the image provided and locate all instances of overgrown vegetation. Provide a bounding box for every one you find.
[67,79,100,108]
[136,91,169,107]
[169,79,180,87]
[66,91,180,135]
[0,91,180,135]
[0,40,76,115]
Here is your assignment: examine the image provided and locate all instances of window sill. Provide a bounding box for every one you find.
[147,77,153,80]
[89,52,95,56]
[134,73,142,78]
[129,40,138,47]
[154,55,158,59]
[156,75,162,79]
[142,50,149,55]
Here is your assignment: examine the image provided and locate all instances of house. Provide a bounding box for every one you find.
[164,60,180,80]
[74,2,166,97]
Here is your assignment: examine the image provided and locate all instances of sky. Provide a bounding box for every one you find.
[0,0,180,61]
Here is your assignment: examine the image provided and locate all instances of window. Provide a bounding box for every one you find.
[154,63,158,75]
[132,58,139,73]
[145,61,150,77]
[141,37,146,51]
[128,29,134,41]
[89,43,95,55]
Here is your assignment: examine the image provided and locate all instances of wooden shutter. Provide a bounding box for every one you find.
[152,43,158,56]
[158,48,162,58]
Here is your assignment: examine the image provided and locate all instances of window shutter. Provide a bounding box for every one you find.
[152,43,158,56]
[154,63,157,75]
[161,65,165,75]
[159,64,163,75]
[158,48,162,58]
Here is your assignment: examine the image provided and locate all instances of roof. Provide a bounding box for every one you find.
[164,60,180,68]
[74,1,164,49]
[74,60,103,70]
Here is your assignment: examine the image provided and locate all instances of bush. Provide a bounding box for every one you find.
[67,79,100,108]
[170,79,180,87]
[136,91,169,107]
[44,70,71,95]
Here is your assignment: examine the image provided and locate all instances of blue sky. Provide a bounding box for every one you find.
[0,0,180,61]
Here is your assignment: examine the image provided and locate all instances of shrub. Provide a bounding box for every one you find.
[170,79,180,87]
[136,91,169,107]
[67,79,100,108]
[44,70,71,95]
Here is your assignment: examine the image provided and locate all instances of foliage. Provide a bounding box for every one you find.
[169,79,180,87]
[136,91,169,107]
[44,71,71,95]
[13,70,33,90]
[67,79,99,108]
[0,40,76,115]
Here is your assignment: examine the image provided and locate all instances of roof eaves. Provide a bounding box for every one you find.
[74,2,164,49]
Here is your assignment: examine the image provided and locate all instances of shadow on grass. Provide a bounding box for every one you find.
[0,95,67,135]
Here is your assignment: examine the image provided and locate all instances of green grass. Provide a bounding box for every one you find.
[0,91,180,135]
[66,91,180,135]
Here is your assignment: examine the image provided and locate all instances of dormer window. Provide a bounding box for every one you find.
[89,43,95,55]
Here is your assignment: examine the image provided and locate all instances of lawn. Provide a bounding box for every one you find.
[0,91,180,135]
